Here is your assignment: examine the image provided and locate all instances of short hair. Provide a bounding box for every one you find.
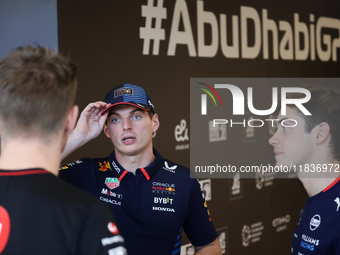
[0,45,77,138]
[278,84,340,160]
[147,110,155,120]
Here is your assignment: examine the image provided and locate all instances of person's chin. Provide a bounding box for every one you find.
[274,161,282,167]
[275,160,289,168]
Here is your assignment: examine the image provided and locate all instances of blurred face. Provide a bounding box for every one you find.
[104,105,159,157]
[268,107,315,167]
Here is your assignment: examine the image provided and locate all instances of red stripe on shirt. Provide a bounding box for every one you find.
[140,168,150,181]
[119,170,129,181]
[323,177,340,193]
[0,169,49,176]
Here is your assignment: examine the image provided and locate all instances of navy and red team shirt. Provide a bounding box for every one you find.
[292,177,340,254]
[59,149,218,255]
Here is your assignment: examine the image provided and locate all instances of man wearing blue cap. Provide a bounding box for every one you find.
[59,84,221,255]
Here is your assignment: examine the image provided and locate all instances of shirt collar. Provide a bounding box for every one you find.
[0,168,50,176]
[108,148,164,181]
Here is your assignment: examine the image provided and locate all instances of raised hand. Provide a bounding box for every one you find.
[61,101,111,160]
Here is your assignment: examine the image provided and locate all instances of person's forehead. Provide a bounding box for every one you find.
[277,106,300,119]
[108,104,146,115]
[277,107,306,127]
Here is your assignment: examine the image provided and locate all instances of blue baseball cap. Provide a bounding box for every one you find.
[102,84,155,115]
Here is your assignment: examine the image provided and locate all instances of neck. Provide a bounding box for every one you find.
[115,147,154,174]
[0,137,63,176]
[299,158,340,197]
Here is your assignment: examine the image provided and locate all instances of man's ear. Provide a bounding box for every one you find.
[65,105,79,136]
[152,114,160,133]
[103,123,111,138]
[316,122,330,145]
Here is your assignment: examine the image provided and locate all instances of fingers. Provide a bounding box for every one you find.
[81,101,111,117]
[98,110,110,128]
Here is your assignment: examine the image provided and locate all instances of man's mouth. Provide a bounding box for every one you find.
[274,150,283,157]
[122,135,136,145]
[123,137,134,141]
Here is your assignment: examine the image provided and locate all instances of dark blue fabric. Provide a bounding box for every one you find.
[59,149,217,255]
[291,178,340,254]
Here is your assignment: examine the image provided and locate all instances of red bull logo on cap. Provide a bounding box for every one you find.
[114,87,133,97]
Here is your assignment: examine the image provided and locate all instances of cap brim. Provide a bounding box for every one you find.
[101,102,151,115]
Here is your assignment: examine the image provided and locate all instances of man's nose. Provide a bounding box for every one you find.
[122,118,132,131]
[268,131,279,146]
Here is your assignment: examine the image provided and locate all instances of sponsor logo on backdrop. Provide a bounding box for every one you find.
[217,227,228,255]
[181,228,227,254]
[209,120,227,142]
[230,173,243,200]
[180,243,195,255]
[140,1,340,62]
[199,179,212,201]
[241,222,264,247]
[272,214,291,232]
[175,119,190,150]
[255,172,275,189]
[310,214,321,231]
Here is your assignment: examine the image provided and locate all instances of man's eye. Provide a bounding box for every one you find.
[112,118,120,123]
[281,124,289,130]
[133,115,141,120]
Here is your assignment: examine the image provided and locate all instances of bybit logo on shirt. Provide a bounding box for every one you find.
[154,197,174,205]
